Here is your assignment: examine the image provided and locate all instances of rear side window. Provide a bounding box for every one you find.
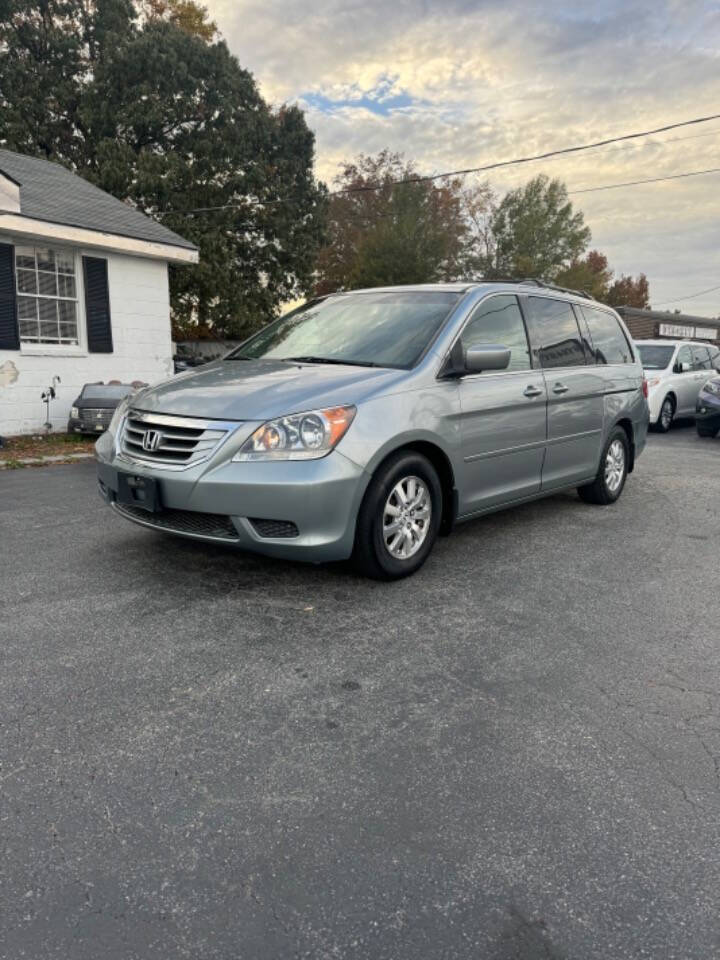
[692,345,711,370]
[581,306,633,364]
[461,295,531,371]
[527,297,586,368]
[676,345,692,369]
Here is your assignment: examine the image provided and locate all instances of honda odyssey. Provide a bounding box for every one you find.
[96,281,649,579]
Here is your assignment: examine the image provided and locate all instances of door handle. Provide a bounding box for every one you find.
[552,383,570,394]
[523,385,543,398]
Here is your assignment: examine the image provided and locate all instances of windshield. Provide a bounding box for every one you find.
[227,291,462,369]
[81,384,133,400]
[635,344,675,370]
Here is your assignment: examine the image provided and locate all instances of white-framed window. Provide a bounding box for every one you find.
[15,245,79,346]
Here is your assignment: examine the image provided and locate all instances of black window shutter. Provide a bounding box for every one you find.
[83,256,113,353]
[0,242,19,350]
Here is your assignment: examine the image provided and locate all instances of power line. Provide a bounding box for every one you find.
[155,163,720,221]
[654,283,720,307]
[155,111,720,217]
[568,165,720,195]
[332,112,720,192]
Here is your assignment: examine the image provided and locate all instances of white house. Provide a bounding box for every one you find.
[0,149,198,435]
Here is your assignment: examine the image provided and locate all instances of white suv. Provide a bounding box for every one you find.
[635,339,720,432]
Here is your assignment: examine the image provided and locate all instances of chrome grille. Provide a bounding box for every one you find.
[80,407,112,424]
[120,411,231,468]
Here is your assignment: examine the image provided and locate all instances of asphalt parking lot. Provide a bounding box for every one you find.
[2,423,720,960]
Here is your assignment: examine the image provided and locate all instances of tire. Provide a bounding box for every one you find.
[654,395,675,433]
[578,427,629,505]
[352,450,442,580]
[696,422,720,438]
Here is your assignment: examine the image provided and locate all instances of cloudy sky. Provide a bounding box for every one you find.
[207,0,720,314]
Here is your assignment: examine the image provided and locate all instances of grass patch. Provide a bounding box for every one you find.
[0,432,96,463]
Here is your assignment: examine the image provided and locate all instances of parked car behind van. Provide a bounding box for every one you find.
[634,339,720,432]
[68,381,144,435]
[96,281,648,579]
[695,373,720,437]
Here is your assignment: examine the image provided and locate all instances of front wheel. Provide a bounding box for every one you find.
[578,428,629,505]
[697,422,720,438]
[352,450,442,580]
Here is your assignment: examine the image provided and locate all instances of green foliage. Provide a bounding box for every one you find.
[554,250,613,299]
[140,0,217,41]
[314,152,469,294]
[555,250,650,307]
[0,0,327,337]
[605,273,650,309]
[481,174,591,280]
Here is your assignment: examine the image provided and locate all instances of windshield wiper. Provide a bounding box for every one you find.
[285,356,383,368]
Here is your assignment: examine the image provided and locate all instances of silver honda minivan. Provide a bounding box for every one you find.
[96,281,649,579]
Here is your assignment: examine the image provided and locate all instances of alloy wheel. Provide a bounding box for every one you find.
[604,439,626,493]
[382,475,432,559]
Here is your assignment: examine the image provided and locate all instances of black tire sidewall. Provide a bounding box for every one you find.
[657,396,674,432]
[358,452,442,579]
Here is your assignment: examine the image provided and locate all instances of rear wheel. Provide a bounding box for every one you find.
[578,427,629,505]
[654,395,675,433]
[353,450,442,580]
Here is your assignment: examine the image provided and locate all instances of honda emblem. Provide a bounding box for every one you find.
[142,429,162,452]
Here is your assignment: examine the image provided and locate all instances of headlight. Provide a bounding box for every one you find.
[70,406,79,418]
[107,397,130,438]
[703,380,720,396]
[233,405,356,461]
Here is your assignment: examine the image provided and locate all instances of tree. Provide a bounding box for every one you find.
[554,250,613,299]
[605,273,650,309]
[314,152,470,294]
[139,0,217,40]
[0,0,327,337]
[480,174,591,279]
[555,251,650,308]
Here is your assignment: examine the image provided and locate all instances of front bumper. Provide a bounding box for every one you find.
[68,416,111,435]
[695,392,720,425]
[96,443,370,563]
[646,388,666,424]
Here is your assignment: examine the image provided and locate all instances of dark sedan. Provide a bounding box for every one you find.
[68,382,141,435]
[696,375,720,438]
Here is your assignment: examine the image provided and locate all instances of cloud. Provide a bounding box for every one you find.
[207,0,720,314]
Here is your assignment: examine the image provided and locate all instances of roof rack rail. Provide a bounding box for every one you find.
[466,277,596,301]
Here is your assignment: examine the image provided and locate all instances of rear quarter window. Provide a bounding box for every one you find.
[527,297,587,368]
[581,306,634,364]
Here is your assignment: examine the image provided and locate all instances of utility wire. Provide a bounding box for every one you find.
[155,111,720,217]
[156,163,720,220]
[330,112,720,191]
[568,165,720,195]
[654,283,720,307]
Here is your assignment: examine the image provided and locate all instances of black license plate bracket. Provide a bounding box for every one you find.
[116,473,161,513]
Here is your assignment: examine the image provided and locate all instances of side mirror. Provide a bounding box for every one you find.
[678,361,692,373]
[464,343,511,374]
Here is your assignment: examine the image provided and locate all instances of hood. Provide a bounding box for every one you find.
[131,359,408,421]
[75,396,126,409]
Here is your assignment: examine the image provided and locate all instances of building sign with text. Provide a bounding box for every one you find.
[658,322,718,341]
